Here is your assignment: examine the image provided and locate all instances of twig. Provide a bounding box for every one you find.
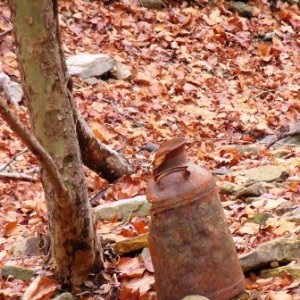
[0,149,27,172]
[0,28,13,38]
[89,184,112,203]
[267,129,300,149]
[24,166,40,174]
[0,99,67,194]
[0,171,36,182]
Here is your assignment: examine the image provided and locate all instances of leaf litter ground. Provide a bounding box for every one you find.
[1,0,300,299]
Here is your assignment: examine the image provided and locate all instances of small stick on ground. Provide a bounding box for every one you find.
[0,171,36,182]
[0,98,66,194]
[0,149,27,172]
[267,129,300,149]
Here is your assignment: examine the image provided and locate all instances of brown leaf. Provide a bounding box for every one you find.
[22,276,58,300]
[120,273,155,298]
[117,257,145,279]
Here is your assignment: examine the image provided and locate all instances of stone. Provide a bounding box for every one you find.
[66,53,115,78]
[83,77,101,85]
[111,61,132,80]
[271,148,291,158]
[232,165,288,185]
[281,135,300,146]
[113,233,148,255]
[2,264,35,280]
[260,263,300,279]
[226,1,255,18]
[276,203,298,216]
[218,181,242,195]
[283,207,300,223]
[239,238,300,272]
[140,0,164,9]
[276,123,300,146]
[12,238,27,256]
[52,292,74,300]
[245,197,266,204]
[234,145,259,156]
[12,236,46,257]
[94,195,151,221]
[235,183,268,199]
[0,71,23,107]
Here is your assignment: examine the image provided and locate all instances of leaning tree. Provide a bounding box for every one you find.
[0,0,132,288]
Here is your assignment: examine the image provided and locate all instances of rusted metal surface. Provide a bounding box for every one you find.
[147,138,245,300]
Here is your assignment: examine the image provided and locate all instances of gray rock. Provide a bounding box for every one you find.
[280,135,300,146]
[233,165,288,185]
[276,202,298,216]
[235,183,267,199]
[239,238,300,272]
[13,235,50,257]
[52,292,74,300]
[0,71,23,107]
[234,145,259,156]
[111,61,132,80]
[83,77,101,85]
[271,148,291,158]
[284,207,300,223]
[94,195,151,221]
[2,264,35,280]
[12,238,27,256]
[280,123,300,146]
[218,181,242,195]
[66,53,114,78]
[260,263,300,279]
[245,197,267,204]
[226,1,255,18]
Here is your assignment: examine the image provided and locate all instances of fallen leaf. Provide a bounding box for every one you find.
[117,257,145,279]
[22,276,58,300]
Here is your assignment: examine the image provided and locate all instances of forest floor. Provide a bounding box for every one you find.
[1,0,300,299]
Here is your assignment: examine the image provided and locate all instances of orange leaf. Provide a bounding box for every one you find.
[23,276,58,300]
[290,182,298,192]
[4,221,18,236]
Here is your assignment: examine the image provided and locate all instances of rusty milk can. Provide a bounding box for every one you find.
[146,138,245,300]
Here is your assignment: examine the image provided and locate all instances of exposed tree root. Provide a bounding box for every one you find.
[71,100,133,182]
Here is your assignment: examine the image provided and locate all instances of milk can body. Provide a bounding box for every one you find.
[147,138,245,300]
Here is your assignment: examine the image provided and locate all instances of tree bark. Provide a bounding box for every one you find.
[9,0,102,287]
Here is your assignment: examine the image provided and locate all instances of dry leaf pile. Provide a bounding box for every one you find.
[1,0,300,299]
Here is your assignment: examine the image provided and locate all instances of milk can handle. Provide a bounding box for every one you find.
[154,165,190,185]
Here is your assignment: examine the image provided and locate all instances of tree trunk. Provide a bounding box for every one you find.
[9,0,102,287]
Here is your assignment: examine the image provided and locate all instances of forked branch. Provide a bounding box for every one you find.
[0,99,67,194]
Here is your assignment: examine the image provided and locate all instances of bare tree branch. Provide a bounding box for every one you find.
[0,149,27,172]
[0,99,67,194]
